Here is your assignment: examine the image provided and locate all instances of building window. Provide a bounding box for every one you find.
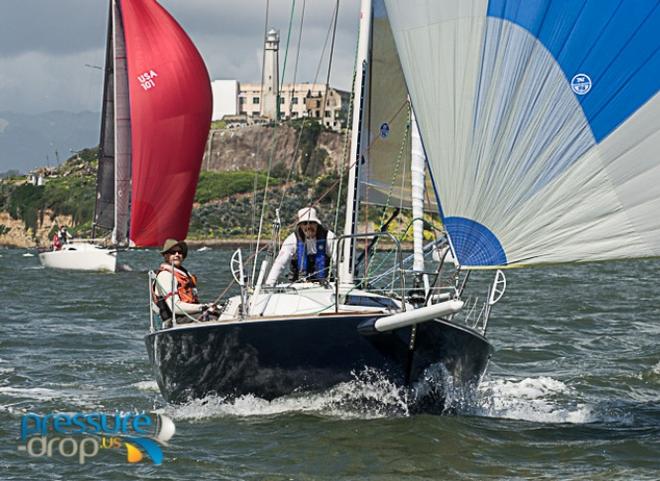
[253,97,260,104]
[325,110,331,118]
[292,97,299,105]
[239,97,246,104]
[280,97,285,104]
[316,100,321,108]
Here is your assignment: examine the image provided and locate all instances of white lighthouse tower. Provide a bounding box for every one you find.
[261,28,280,120]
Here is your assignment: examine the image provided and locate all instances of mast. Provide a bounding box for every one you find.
[338,0,372,286]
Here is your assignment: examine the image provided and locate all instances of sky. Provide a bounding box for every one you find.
[0,0,361,115]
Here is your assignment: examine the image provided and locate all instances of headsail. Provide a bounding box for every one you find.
[358,0,436,211]
[94,0,212,248]
[385,0,660,268]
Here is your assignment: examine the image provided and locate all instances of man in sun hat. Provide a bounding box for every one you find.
[153,239,217,325]
[265,207,336,285]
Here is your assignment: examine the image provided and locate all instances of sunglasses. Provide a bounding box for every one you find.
[166,249,184,256]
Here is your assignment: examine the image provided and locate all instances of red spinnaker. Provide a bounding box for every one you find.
[119,0,212,247]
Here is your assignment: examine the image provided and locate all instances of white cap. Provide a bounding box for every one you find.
[296,207,322,226]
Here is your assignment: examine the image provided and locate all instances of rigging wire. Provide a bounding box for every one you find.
[252,0,300,283]
[278,0,297,120]
[276,1,341,213]
[320,0,340,127]
[249,0,272,280]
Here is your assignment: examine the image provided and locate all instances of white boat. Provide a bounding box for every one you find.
[38,241,116,272]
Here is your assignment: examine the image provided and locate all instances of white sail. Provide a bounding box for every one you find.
[339,0,372,286]
[385,0,660,268]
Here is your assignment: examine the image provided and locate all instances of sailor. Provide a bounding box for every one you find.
[51,229,63,251]
[265,207,336,285]
[58,225,72,245]
[153,239,217,324]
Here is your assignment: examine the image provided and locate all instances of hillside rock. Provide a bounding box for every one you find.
[204,125,346,175]
[0,211,73,248]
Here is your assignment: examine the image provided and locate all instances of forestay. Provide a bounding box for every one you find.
[385,0,660,268]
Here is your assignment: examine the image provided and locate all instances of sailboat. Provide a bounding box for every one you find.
[93,0,212,250]
[146,0,660,411]
[144,0,502,412]
[41,0,212,271]
[38,239,118,272]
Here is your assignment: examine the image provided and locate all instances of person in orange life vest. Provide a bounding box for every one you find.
[265,207,336,285]
[153,239,216,318]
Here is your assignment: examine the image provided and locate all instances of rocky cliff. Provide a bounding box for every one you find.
[204,124,347,175]
[0,123,348,248]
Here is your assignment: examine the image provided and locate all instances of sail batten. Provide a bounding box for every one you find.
[385,0,660,267]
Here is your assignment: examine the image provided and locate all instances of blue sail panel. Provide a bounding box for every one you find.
[487,0,660,142]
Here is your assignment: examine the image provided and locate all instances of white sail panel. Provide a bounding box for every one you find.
[385,0,660,267]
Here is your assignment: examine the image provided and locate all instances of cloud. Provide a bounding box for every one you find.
[0,0,360,114]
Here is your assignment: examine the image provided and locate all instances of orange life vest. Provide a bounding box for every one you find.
[157,263,199,303]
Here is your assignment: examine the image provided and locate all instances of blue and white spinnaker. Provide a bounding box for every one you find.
[385,0,660,268]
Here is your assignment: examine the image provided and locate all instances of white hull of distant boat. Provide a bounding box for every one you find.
[38,242,116,272]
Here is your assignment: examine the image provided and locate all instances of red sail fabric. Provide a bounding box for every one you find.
[119,0,211,247]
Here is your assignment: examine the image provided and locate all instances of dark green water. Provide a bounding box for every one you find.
[1,247,658,480]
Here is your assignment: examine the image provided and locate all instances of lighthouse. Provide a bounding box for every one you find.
[261,28,280,120]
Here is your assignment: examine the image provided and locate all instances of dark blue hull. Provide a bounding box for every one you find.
[145,313,492,412]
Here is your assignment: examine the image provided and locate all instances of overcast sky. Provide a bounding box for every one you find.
[0,0,360,115]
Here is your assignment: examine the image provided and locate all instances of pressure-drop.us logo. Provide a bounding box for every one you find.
[17,411,175,464]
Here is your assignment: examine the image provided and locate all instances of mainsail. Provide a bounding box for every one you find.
[94,0,212,247]
[385,0,660,268]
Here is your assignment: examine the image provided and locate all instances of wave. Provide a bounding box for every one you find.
[469,377,595,424]
[159,369,410,421]
[132,380,159,392]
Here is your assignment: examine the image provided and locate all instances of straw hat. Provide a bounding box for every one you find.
[160,239,188,258]
[296,207,322,226]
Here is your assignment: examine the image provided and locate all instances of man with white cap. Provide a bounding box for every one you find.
[265,207,336,285]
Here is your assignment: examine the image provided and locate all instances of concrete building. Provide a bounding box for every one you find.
[227,82,349,130]
[211,80,238,120]
[210,26,350,131]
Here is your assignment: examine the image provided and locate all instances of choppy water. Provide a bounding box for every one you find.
[1,247,658,480]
